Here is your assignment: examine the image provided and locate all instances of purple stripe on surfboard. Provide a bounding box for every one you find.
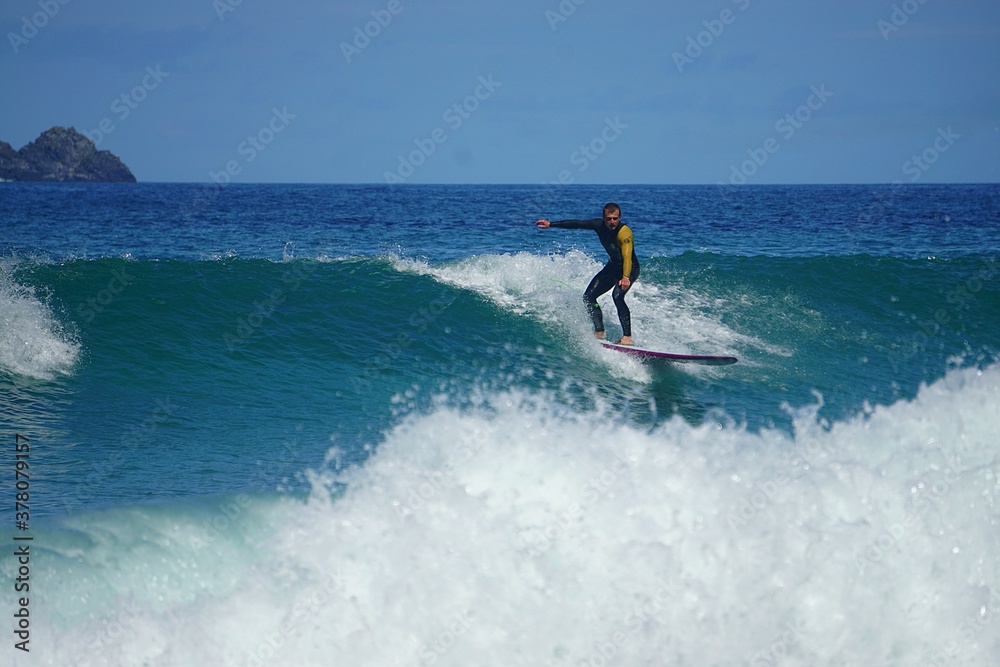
[600,342,738,366]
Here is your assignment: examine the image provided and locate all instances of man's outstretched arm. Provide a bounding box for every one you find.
[535,218,601,230]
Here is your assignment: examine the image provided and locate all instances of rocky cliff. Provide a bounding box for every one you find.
[0,127,136,182]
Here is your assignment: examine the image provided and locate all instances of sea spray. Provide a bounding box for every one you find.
[6,363,995,665]
[0,260,79,380]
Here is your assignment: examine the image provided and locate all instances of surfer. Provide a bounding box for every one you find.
[536,202,639,345]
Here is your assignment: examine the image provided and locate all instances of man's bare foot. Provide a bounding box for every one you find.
[594,331,606,340]
[617,336,634,346]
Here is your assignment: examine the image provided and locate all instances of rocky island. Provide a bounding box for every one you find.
[0,127,136,182]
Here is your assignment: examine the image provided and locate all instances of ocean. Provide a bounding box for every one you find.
[1,182,998,665]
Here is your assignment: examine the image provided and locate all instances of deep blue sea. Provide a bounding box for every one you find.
[1,182,999,665]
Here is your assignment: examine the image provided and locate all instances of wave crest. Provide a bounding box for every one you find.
[0,260,79,380]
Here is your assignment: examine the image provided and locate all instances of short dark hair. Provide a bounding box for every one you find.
[603,202,620,216]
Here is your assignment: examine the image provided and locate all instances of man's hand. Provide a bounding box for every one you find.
[619,276,631,289]
[536,219,550,228]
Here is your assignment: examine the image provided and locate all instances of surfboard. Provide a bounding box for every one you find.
[601,341,738,366]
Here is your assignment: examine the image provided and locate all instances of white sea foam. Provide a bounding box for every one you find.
[0,262,79,380]
[395,250,775,379]
[8,362,999,666]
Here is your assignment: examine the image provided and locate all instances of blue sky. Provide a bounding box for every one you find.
[2,0,998,184]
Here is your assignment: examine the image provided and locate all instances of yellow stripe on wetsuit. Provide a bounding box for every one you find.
[617,225,633,279]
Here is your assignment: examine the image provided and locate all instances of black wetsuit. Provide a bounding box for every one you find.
[548,218,640,337]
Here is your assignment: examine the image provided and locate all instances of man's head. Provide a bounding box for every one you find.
[603,202,621,230]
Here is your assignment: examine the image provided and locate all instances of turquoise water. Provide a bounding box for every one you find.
[1,183,999,665]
